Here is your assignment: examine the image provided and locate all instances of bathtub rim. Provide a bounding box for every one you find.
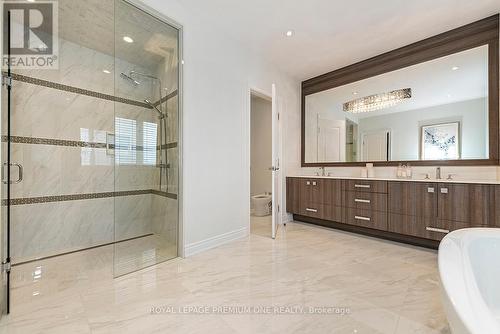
[438,228,500,334]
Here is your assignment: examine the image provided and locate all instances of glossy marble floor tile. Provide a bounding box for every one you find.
[250,214,272,238]
[0,221,449,334]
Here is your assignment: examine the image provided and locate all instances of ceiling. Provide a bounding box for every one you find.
[307,45,489,119]
[174,0,500,80]
[58,0,178,69]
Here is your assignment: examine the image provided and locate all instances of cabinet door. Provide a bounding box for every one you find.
[286,178,301,214]
[309,179,324,205]
[495,186,500,228]
[323,179,342,206]
[388,182,437,218]
[438,184,492,225]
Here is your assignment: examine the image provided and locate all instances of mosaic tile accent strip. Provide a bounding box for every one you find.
[158,142,178,150]
[7,72,153,109]
[3,135,108,148]
[2,136,169,153]
[151,189,178,200]
[153,89,178,107]
[4,189,178,206]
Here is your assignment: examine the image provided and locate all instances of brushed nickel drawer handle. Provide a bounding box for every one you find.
[440,188,448,194]
[306,208,318,213]
[312,181,317,186]
[427,187,435,193]
[354,184,371,188]
[354,199,371,203]
[354,216,371,221]
[426,227,449,234]
[306,181,311,185]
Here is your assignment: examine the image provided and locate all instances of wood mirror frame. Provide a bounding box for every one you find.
[301,14,499,167]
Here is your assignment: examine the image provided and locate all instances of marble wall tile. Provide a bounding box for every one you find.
[114,194,153,241]
[12,81,114,142]
[11,198,114,263]
[10,143,114,198]
[151,195,178,240]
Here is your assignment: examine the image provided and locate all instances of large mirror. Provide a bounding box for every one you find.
[301,15,499,166]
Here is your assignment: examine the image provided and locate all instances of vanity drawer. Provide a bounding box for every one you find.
[300,204,342,222]
[388,214,486,241]
[344,191,387,211]
[345,208,387,231]
[345,180,388,194]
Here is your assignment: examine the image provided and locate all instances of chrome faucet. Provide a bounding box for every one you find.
[436,167,442,180]
[319,167,326,176]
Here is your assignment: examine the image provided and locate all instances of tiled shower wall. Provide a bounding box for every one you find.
[8,36,178,264]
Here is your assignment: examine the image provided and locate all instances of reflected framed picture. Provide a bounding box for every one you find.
[420,122,460,160]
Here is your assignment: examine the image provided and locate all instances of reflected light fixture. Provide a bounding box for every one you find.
[123,36,134,43]
[343,88,412,114]
[452,66,459,71]
[285,30,294,37]
[103,69,111,74]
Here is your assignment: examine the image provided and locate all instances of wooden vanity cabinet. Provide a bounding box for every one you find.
[286,177,498,248]
[285,178,342,222]
[388,182,493,241]
[437,183,494,226]
[493,186,500,228]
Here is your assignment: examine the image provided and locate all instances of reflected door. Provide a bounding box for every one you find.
[317,118,346,162]
[362,131,390,161]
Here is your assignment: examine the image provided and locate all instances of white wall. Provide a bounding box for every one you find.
[358,98,488,161]
[250,96,272,197]
[141,0,301,255]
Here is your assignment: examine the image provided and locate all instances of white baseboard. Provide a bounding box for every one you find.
[184,227,248,257]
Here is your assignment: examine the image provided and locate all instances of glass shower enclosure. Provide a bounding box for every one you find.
[0,0,181,313]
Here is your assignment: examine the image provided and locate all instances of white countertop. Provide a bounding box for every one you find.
[288,175,500,185]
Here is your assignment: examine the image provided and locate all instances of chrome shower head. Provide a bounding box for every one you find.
[144,99,165,118]
[120,72,140,86]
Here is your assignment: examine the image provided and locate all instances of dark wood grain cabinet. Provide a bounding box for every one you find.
[286,177,499,249]
[438,184,493,226]
[288,178,342,222]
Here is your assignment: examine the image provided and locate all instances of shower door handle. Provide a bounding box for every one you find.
[2,162,23,184]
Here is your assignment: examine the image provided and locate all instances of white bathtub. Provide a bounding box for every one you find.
[439,228,500,334]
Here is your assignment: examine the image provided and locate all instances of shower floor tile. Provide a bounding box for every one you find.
[0,222,449,334]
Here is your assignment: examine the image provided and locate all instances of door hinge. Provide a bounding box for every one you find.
[2,258,11,273]
[277,205,280,213]
[278,113,280,121]
[2,74,12,88]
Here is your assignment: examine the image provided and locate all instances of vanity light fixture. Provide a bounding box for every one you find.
[343,88,412,114]
[285,30,294,37]
[123,36,134,43]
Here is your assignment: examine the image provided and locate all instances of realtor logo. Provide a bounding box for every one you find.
[2,0,59,69]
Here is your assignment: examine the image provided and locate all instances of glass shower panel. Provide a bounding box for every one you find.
[113,0,179,277]
[4,0,116,265]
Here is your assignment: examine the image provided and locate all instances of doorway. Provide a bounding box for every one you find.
[250,93,273,237]
[361,130,391,161]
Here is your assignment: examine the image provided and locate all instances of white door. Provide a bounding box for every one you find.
[317,117,346,162]
[271,84,281,239]
[362,131,390,161]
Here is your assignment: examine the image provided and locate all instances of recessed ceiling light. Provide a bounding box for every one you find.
[452,66,459,71]
[123,36,134,43]
[285,30,294,37]
[103,69,111,74]
[27,0,35,2]
[352,92,358,96]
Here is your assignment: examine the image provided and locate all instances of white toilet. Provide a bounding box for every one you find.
[252,193,272,216]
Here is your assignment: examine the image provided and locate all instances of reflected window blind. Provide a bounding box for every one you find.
[143,122,157,165]
[115,117,137,165]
